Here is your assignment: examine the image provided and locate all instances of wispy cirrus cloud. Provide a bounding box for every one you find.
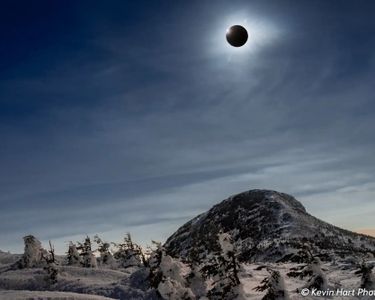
[1,1,375,253]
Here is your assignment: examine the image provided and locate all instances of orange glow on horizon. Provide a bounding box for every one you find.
[356,228,375,237]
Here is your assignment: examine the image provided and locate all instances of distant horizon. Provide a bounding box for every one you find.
[2,188,375,255]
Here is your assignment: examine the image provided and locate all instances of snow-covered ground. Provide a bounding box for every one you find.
[0,290,114,300]
[0,250,136,300]
[240,262,374,300]
[1,249,372,300]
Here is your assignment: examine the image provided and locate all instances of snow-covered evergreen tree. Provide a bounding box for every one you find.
[158,254,194,300]
[254,269,289,300]
[42,241,59,284]
[287,247,327,292]
[305,257,327,290]
[18,235,46,268]
[66,242,81,266]
[355,261,375,289]
[200,232,244,300]
[147,241,193,299]
[186,265,207,299]
[186,248,207,299]
[278,239,319,264]
[147,241,163,291]
[76,236,97,268]
[94,235,115,267]
[292,257,327,292]
[113,233,144,268]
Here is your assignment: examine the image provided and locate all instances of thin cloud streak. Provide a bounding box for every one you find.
[0,1,375,252]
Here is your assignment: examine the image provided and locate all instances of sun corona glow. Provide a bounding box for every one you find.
[209,11,282,60]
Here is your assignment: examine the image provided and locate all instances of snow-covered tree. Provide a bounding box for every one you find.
[94,235,115,267]
[66,242,81,266]
[287,246,327,292]
[292,257,327,292]
[305,257,327,290]
[355,261,375,289]
[77,236,97,268]
[148,241,164,289]
[18,235,46,268]
[113,233,144,268]
[158,254,194,300]
[200,232,244,300]
[186,247,207,299]
[186,265,207,299]
[42,241,59,284]
[254,269,289,300]
[147,241,193,299]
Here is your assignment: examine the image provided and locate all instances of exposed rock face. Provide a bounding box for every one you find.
[164,189,375,263]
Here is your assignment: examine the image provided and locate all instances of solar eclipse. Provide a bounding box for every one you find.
[226,25,248,47]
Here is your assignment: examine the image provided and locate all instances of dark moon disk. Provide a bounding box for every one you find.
[226,25,248,47]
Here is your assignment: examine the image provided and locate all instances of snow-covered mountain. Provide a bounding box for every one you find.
[165,189,375,263]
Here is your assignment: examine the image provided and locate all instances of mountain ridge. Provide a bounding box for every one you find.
[164,189,375,263]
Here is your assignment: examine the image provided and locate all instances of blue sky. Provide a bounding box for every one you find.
[1,0,375,253]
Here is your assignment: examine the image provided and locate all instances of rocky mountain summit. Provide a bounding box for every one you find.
[165,189,375,263]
